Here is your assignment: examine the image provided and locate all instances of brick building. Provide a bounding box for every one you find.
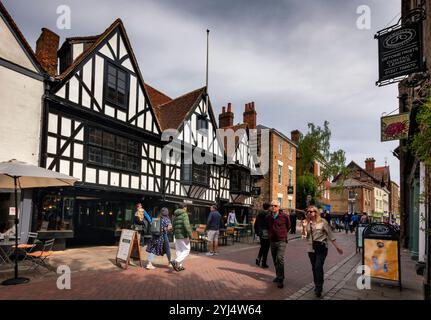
[254,125,297,211]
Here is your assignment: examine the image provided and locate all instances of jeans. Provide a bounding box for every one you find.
[308,247,328,292]
[257,237,270,265]
[270,241,287,282]
[163,233,172,262]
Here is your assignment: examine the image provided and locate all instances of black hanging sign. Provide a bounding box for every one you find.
[376,20,424,86]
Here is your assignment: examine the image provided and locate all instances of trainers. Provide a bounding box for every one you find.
[213,252,219,256]
[146,262,156,270]
[206,252,214,256]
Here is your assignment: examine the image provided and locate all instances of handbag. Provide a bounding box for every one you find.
[310,222,327,254]
[150,218,162,236]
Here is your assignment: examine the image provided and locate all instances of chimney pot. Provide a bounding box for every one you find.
[227,103,232,113]
[222,106,226,113]
[243,102,257,129]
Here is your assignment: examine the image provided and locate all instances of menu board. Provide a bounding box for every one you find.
[116,229,142,269]
[364,239,399,282]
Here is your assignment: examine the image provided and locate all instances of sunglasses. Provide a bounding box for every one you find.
[271,205,279,207]
[307,210,317,213]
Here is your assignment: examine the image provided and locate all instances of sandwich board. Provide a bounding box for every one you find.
[116,229,142,269]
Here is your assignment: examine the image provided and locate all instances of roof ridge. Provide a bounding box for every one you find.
[157,86,206,108]
[144,83,172,101]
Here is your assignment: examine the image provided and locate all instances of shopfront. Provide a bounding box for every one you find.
[33,187,161,247]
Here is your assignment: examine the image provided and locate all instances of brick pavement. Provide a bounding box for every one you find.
[0,232,355,300]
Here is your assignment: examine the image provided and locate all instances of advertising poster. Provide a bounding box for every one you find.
[364,239,399,281]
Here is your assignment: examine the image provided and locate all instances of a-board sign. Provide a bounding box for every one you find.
[116,229,142,269]
[362,223,401,287]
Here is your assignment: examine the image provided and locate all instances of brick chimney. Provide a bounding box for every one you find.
[291,130,301,144]
[219,103,234,128]
[36,28,60,76]
[243,101,257,129]
[365,158,375,175]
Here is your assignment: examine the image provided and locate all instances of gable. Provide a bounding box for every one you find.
[52,23,160,135]
[176,96,223,158]
[0,9,38,72]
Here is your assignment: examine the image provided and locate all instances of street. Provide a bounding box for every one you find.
[0,233,356,300]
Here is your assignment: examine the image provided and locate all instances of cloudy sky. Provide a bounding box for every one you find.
[4,0,401,183]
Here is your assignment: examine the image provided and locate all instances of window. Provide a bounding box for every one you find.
[288,199,293,209]
[278,165,283,184]
[278,136,282,155]
[288,169,293,186]
[230,170,250,192]
[87,127,140,173]
[104,62,129,109]
[197,115,209,131]
[289,144,293,160]
[278,197,283,207]
[181,161,209,186]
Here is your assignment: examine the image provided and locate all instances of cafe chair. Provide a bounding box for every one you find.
[27,239,55,273]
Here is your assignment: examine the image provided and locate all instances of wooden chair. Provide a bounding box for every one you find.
[226,227,237,244]
[218,229,228,246]
[190,231,205,252]
[26,239,55,272]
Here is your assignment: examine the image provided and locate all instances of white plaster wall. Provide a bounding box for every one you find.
[0,66,43,165]
[0,15,37,72]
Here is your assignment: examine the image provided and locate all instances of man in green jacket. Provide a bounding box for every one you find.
[172,204,192,271]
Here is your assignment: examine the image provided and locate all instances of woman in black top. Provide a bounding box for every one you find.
[254,203,271,268]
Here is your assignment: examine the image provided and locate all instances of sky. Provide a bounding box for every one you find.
[4,0,401,183]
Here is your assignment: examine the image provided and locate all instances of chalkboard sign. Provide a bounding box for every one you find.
[362,223,401,288]
[116,229,142,269]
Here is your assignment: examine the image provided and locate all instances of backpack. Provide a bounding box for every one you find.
[150,217,161,236]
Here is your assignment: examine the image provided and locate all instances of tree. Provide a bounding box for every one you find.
[296,121,347,209]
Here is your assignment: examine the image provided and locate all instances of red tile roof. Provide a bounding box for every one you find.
[144,83,172,108]
[153,87,206,131]
[0,1,43,73]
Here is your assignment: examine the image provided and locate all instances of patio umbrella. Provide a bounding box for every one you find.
[0,159,78,286]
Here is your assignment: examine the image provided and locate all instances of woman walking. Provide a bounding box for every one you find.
[134,203,152,246]
[145,207,173,270]
[302,206,343,298]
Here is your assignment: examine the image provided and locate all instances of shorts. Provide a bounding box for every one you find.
[207,230,220,242]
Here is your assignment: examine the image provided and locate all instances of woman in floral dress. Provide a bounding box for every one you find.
[145,207,173,270]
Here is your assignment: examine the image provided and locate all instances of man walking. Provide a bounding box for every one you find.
[172,204,193,271]
[289,210,297,234]
[266,200,291,288]
[254,203,270,268]
[206,205,222,256]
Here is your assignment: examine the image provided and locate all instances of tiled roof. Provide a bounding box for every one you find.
[153,87,206,131]
[0,1,43,73]
[374,166,390,184]
[144,83,172,108]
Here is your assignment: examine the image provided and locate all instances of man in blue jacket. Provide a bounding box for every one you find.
[206,205,222,256]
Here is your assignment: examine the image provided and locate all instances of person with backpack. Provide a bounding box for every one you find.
[206,205,222,256]
[171,204,193,271]
[145,207,172,270]
[134,203,152,246]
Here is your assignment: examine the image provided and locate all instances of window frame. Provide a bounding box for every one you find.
[86,127,141,174]
[278,165,283,184]
[181,160,210,187]
[103,61,130,110]
[278,136,283,155]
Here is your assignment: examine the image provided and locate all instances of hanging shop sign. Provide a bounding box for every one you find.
[381,112,410,142]
[287,186,294,195]
[362,223,401,287]
[376,20,424,86]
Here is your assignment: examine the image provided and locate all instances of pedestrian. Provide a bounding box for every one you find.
[145,207,173,270]
[289,210,297,234]
[303,205,343,298]
[134,203,152,246]
[343,213,350,234]
[227,210,238,227]
[266,200,291,289]
[206,205,222,256]
[335,217,341,232]
[254,203,270,268]
[172,204,193,271]
[360,212,369,224]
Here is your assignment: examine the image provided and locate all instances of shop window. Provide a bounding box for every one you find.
[38,195,74,231]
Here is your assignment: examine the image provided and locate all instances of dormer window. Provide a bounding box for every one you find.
[104,62,129,109]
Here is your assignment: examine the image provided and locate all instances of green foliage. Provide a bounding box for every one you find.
[295,121,347,209]
[411,100,431,165]
[296,173,320,209]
